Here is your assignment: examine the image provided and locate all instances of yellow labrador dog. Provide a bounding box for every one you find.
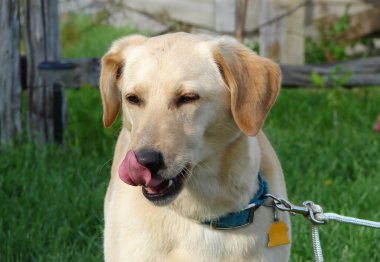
[100,32,291,261]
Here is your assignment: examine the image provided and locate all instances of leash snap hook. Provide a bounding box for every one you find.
[264,194,326,224]
[269,195,309,216]
[264,194,291,212]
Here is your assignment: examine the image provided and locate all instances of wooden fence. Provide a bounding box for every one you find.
[51,56,380,88]
[89,0,377,65]
[0,0,22,144]
[0,0,64,145]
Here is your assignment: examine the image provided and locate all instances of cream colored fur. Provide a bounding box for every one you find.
[100,33,291,262]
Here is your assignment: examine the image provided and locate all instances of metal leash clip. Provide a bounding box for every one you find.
[265,193,380,262]
[264,194,326,225]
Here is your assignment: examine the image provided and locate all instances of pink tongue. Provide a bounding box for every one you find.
[118,150,164,187]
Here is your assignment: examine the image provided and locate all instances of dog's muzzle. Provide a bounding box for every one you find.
[118,150,188,203]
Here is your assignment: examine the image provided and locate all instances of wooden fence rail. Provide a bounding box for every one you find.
[30,56,380,88]
[281,56,380,87]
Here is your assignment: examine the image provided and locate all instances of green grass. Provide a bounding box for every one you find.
[0,88,118,261]
[2,14,380,261]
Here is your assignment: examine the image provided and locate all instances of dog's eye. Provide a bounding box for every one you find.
[126,94,142,105]
[177,93,200,106]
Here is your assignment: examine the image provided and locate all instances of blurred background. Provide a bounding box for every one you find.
[1,0,379,261]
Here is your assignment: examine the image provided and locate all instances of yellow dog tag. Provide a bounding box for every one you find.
[268,220,291,248]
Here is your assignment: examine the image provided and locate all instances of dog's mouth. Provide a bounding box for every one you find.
[118,150,190,204]
[142,167,188,203]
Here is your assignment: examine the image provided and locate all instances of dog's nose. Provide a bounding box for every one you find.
[135,149,164,174]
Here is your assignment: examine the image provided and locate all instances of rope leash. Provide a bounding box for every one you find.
[264,194,380,262]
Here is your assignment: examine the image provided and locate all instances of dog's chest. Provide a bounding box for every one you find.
[105,202,278,261]
[113,226,264,262]
[165,228,265,262]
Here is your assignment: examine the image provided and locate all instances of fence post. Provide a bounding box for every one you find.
[24,0,65,143]
[259,0,305,65]
[0,0,22,145]
[235,0,248,43]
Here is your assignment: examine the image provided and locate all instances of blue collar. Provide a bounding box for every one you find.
[202,173,268,230]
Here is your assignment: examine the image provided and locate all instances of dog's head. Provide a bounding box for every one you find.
[100,33,280,207]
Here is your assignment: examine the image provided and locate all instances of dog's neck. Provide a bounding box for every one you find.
[170,133,261,221]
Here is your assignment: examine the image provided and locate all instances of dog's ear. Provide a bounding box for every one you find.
[212,39,281,136]
[100,35,146,127]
